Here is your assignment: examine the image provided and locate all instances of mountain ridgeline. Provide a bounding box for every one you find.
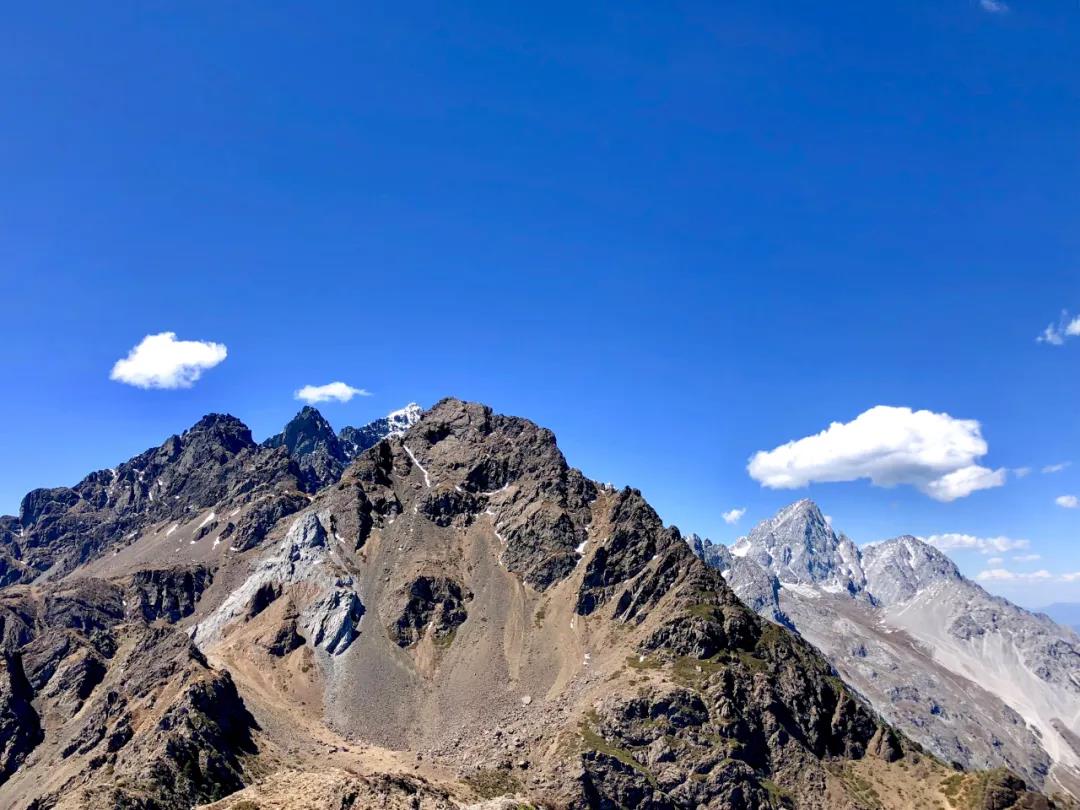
[691,499,1080,802]
[0,401,1068,809]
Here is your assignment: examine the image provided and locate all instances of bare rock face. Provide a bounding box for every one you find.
[0,652,41,785]
[127,565,213,623]
[388,576,471,647]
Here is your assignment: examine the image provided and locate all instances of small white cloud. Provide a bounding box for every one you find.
[1037,311,1080,346]
[923,533,1029,554]
[110,332,227,389]
[1013,553,1042,562]
[977,568,1052,582]
[986,557,1004,565]
[979,0,1009,12]
[1055,495,1079,509]
[748,406,1005,502]
[722,507,746,525]
[294,381,372,404]
[1042,462,1071,474]
[824,514,833,527]
[1062,572,1080,583]
[1012,467,1031,478]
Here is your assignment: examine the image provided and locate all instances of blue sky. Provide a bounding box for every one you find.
[1,1,1078,606]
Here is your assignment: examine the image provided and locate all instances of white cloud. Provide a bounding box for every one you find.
[747,406,1006,502]
[1042,461,1071,474]
[986,557,1004,565]
[979,0,1009,12]
[294,381,372,404]
[722,507,746,525]
[1055,495,1079,509]
[923,533,1029,554]
[977,568,1052,582]
[110,332,227,389]
[1012,467,1031,478]
[1013,553,1042,562]
[1037,311,1080,346]
[1062,572,1080,583]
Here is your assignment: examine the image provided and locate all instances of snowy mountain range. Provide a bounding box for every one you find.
[691,499,1080,800]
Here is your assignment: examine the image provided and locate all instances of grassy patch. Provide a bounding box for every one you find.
[672,655,727,687]
[463,768,522,799]
[579,714,657,787]
[434,628,457,649]
[626,654,662,670]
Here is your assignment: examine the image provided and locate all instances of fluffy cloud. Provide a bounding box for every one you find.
[1037,312,1080,346]
[747,406,1006,502]
[923,533,1029,554]
[1013,553,1042,562]
[986,557,1004,565]
[976,568,1052,582]
[1062,572,1080,583]
[1042,462,1071,474]
[110,332,227,389]
[722,508,746,525]
[1055,495,1079,509]
[294,381,371,404]
[979,0,1008,12]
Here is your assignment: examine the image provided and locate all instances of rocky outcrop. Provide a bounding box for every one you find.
[388,576,470,647]
[127,565,213,623]
[0,579,258,808]
[0,652,41,785]
[194,512,366,657]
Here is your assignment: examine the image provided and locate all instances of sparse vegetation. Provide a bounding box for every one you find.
[463,767,522,799]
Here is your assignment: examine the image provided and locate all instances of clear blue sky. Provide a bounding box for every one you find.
[1,1,1078,606]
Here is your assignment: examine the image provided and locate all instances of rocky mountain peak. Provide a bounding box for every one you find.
[733,498,867,595]
[183,413,256,453]
[337,403,424,462]
[263,406,342,462]
[861,534,963,605]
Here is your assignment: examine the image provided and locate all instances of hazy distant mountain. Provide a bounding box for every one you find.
[1041,602,1080,635]
[692,501,1080,800]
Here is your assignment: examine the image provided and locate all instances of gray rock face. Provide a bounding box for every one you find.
[698,501,1080,798]
[194,511,366,657]
[730,499,866,597]
[861,534,963,604]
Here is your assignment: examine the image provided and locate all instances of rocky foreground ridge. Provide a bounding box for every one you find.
[0,400,1067,809]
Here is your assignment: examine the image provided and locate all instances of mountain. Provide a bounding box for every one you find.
[0,402,1063,809]
[262,402,423,490]
[694,500,1080,801]
[1041,603,1080,635]
[337,402,423,459]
